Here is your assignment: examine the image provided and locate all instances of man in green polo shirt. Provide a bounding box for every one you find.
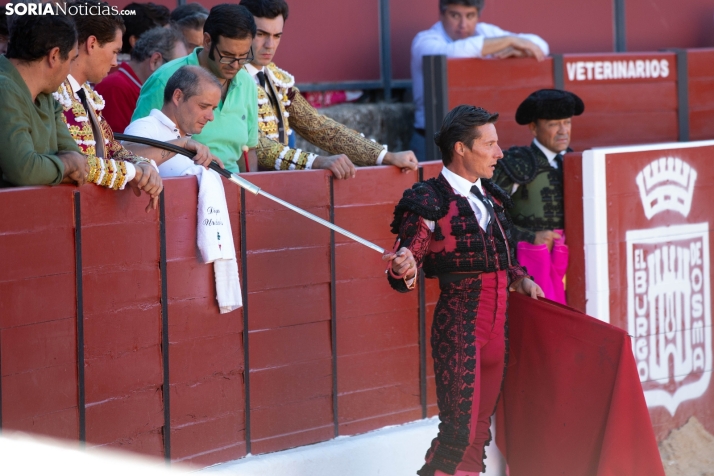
[0,15,88,187]
[133,3,258,173]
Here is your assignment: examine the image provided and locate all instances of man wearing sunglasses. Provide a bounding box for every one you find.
[132,3,260,173]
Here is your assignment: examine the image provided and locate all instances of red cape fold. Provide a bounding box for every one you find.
[496,293,665,476]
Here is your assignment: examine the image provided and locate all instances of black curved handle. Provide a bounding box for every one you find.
[114,133,231,179]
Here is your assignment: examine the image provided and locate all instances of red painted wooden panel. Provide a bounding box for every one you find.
[626,0,714,51]
[84,389,163,447]
[336,277,415,319]
[570,111,679,150]
[250,322,332,370]
[78,185,163,455]
[562,153,586,313]
[250,397,334,454]
[249,285,331,331]
[339,408,424,437]
[337,382,422,429]
[1,362,78,425]
[596,145,714,441]
[96,429,165,457]
[338,346,419,394]
[332,166,421,437]
[338,312,419,356]
[563,53,678,149]
[421,160,443,180]
[447,58,554,150]
[171,415,245,463]
[169,333,243,385]
[176,441,246,467]
[168,298,242,343]
[0,185,78,440]
[1,319,76,375]
[0,275,76,329]
[170,376,244,428]
[5,408,79,441]
[688,49,714,141]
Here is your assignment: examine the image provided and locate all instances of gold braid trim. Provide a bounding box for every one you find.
[287,88,384,167]
[256,135,315,171]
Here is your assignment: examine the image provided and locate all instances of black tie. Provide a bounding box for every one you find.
[256,71,266,89]
[77,88,105,159]
[470,185,497,232]
[257,70,285,143]
[554,153,564,180]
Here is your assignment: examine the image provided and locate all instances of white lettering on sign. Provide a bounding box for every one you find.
[566,59,670,81]
[627,158,711,415]
[627,226,712,415]
[636,157,697,219]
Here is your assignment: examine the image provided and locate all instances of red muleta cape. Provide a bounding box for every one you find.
[496,294,665,476]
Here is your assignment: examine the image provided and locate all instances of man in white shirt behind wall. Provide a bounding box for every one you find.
[410,0,550,161]
[124,65,225,176]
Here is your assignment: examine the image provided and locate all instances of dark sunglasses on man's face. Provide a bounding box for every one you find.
[211,44,254,66]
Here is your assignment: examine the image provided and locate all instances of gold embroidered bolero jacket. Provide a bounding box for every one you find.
[257,63,386,171]
[55,79,149,189]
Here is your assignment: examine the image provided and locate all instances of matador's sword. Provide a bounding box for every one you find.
[115,133,387,254]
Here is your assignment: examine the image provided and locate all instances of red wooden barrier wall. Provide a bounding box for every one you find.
[687,48,714,141]
[561,141,714,442]
[443,50,714,152]
[3,160,713,466]
[563,52,678,148]
[447,57,554,149]
[0,167,439,467]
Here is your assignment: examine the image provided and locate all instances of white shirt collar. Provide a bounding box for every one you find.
[67,74,82,94]
[245,63,264,78]
[533,138,561,168]
[149,108,184,137]
[441,166,483,197]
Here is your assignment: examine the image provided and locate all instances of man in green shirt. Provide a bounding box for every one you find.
[133,3,259,173]
[0,15,88,187]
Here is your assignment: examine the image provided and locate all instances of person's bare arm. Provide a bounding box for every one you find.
[246,148,258,173]
[312,155,356,180]
[482,36,545,61]
[382,151,419,173]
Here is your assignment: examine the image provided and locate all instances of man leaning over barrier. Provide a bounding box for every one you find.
[0,15,89,188]
[126,65,242,314]
[57,0,163,211]
[132,3,260,174]
[239,0,418,179]
[124,65,224,177]
[410,0,549,161]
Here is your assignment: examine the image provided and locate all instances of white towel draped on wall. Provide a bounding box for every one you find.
[182,165,242,313]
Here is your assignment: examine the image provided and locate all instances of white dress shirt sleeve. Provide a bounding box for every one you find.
[413,28,486,59]
[476,22,550,56]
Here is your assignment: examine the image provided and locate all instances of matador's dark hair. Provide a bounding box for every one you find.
[434,105,498,166]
